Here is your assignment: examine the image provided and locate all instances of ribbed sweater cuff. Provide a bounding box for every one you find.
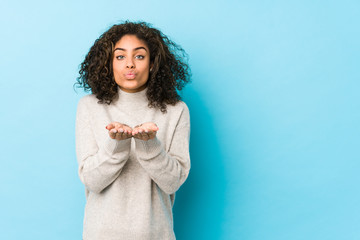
[103,138,132,155]
[134,137,163,160]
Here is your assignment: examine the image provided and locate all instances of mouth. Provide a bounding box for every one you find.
[125,72,136,80]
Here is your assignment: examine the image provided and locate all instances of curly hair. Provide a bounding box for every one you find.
[75,21,191,113]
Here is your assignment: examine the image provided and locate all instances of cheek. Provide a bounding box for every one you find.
[140,61,151,73]
[112,62,122,75]
[140,68,150,79]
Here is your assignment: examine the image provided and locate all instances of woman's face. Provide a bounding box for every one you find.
[112,34,151,93]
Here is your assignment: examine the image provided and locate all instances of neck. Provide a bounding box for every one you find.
[119,84,147,93]
[112,86,149,107]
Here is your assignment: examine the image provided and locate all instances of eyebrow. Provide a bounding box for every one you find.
[113,47,147,52]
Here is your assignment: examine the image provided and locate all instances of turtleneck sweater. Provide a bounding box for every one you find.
[75,87,190,240]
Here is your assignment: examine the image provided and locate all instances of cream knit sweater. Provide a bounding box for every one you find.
[75,87,190,240]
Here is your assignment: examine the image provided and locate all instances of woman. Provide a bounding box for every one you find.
[75,21,191,240]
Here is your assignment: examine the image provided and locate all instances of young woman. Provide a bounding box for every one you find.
[75,21,191,239]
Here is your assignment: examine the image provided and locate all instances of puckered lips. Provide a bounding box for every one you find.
[124,71,136,80]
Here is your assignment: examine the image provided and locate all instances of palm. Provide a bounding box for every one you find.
[106,122,133,140]
[132,122,159,141]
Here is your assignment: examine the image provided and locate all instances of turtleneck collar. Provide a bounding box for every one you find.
[112,86,149,109]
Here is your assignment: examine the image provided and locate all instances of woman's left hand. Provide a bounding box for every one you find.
[132,122,159,141]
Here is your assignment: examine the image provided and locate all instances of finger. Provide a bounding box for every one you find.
[151,124,159,131]
[133,131,140,138]
[122,130,128,138]
[133,128,143,135]
[124,132,131,139]
[148,126,158,132]
[124,128,132,135]
[115,131,124,140]
[115,128,125,140]
[123,129,131,138]
[145,122,158,130]
[106,123,115,130]
[121,129,132,139]
[132,132,141,139]
[109,129,117,139]
[148,131,156,139]
[141,131,150,141]
[132,128,138,136]
[143,128,155,135]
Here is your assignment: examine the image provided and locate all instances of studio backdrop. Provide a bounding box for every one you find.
[1,0,359,239]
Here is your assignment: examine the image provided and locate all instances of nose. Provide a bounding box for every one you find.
[126,58,135,69]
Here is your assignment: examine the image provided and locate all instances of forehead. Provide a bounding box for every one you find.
[114,34,149,50]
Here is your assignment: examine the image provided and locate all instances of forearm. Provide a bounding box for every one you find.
[77,138,131,194]
[134,137,190,195]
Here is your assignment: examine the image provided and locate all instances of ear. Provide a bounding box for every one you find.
[150,63,154,72]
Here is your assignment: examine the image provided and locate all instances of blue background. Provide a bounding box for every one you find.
[1,0,359,239]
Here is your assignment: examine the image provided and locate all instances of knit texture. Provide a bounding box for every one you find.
[75,87,190,240]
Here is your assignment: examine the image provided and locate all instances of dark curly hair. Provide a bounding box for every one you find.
[75,21,191,113]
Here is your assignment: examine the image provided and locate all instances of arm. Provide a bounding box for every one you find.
[75,98,131,194]
[133,105,191,195]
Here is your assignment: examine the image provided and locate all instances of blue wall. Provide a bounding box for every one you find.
[1,0,359,239]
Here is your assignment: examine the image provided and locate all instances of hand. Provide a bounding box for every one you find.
[132,122,159,141]
[105,122,133,140]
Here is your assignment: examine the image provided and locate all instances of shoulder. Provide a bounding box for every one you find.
[76,94,100,118]
[169,100,189,112]
[77,94,103,112]
[165,100,190,126]
[166,100,190,116]
[77,94,98,107]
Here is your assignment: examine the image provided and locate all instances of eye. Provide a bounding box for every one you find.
[135,55,145,60]
[116,55,125,60]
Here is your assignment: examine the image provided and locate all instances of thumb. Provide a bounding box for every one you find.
[106,123,115,130]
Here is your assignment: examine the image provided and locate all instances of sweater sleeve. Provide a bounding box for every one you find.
[134,104,191,195]
[75,98,131,194]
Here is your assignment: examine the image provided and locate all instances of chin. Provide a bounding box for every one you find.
[120,83,147,93]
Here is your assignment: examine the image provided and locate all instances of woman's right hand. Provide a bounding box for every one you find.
[105,122,133,140]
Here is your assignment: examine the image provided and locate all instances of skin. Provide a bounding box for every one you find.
[106,34,158,141]
[112,34,152,93]
[105,122,159,141]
